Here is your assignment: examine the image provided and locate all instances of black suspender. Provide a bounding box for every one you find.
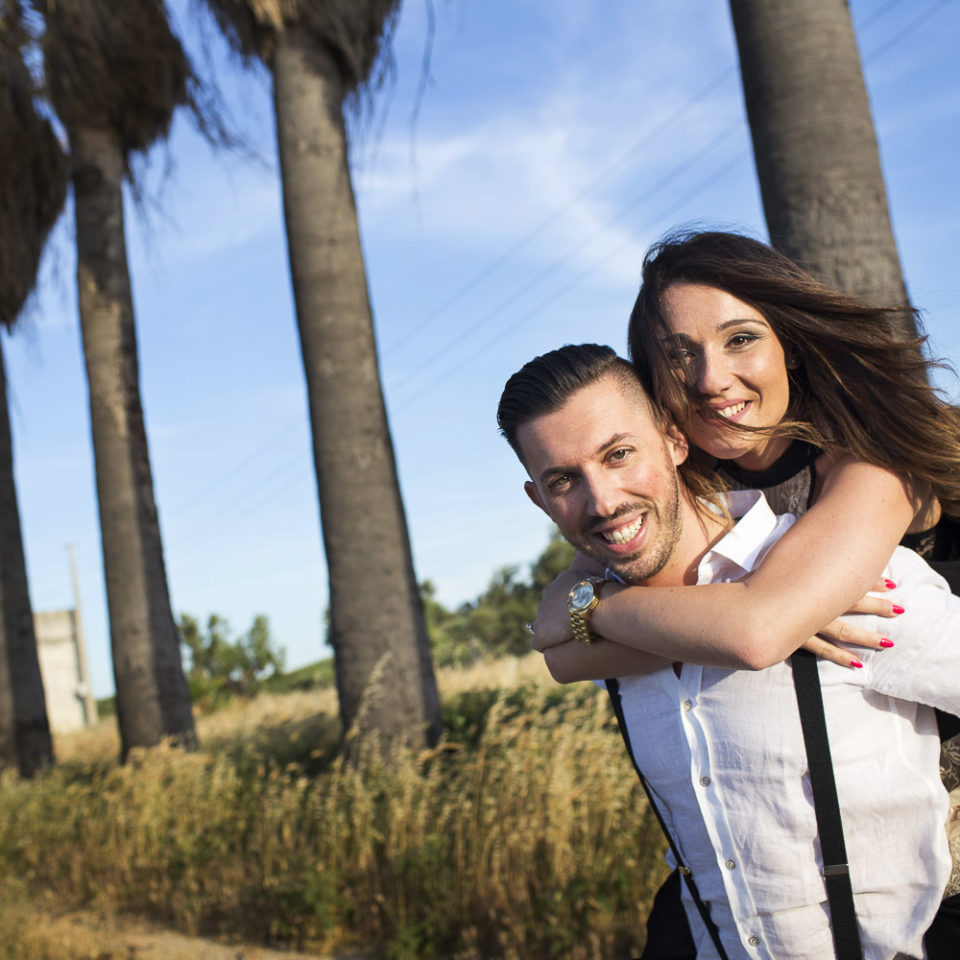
[607,659,864,960]
[790,650,864,959]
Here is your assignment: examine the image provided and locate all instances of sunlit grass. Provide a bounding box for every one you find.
[3,655,666,959]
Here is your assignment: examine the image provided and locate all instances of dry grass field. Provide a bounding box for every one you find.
[0,655,666,960]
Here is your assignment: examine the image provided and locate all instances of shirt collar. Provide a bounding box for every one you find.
[697,489,792,583]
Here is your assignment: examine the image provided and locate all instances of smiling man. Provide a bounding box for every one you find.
[497,343,960,960]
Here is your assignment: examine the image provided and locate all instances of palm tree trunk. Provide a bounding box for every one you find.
[272,26,441,750]
[728,0,915,335]
[69,125,195,759]
[0,340,53,776]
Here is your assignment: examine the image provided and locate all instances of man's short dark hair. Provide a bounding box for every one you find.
[497,344,647,460]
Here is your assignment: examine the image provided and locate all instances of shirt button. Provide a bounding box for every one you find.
[725,859,736,870]
[748,936,760,946]
[700,776,711,787]
[681,699,692,711]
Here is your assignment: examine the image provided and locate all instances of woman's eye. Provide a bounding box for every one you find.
[728,334,757,348]
[668,349,693,364]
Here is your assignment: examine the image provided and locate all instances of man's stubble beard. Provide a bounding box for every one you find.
[582,471,684,586]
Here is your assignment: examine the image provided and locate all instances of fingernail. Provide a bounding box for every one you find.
[850,659,863,669]
[879,638,894,648]
[884,579,896,590]
[892,604,905,615]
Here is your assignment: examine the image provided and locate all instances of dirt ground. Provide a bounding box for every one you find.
[22,908,371,960]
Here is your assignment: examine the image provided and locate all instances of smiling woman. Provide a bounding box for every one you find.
[658,283,792,470]
[630,231,960,543]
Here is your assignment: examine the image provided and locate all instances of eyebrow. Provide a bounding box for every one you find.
[537,432,634,485]
[659,317,768,342]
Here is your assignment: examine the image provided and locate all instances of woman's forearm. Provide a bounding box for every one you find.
[544,638,672,683]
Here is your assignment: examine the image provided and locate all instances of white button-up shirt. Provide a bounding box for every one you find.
[612,490,958,960]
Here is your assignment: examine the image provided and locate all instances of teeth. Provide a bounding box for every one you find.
[602,516,644,544]
[718,401,747,419]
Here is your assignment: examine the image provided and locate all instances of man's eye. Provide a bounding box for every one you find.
[549,475,571,491]
[609,449,630,462]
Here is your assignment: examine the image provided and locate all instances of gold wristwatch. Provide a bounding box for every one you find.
[568,576,607,645]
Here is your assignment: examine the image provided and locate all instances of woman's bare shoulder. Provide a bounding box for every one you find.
[814,449,937,530]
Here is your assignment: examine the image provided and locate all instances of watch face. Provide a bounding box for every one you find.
[571,582,596,612]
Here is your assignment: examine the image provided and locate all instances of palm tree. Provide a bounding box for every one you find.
[0,0,62,775]
[728,0,916,337]
[38,0,195,759]
[200,0,441,749]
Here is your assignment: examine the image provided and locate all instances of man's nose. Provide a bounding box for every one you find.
[583,473,620,518]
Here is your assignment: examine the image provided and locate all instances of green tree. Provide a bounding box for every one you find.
[38,0,197,758]
[728,0,915,334]
[0,0,63,776]
[425,531,575,665]
[199,0,441,750]
[179,613,285,707]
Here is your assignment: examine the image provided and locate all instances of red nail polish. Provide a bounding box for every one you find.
[892,604,905,615]
[850,659,863,669]
[884,579,896,590]
[879,638,894,648]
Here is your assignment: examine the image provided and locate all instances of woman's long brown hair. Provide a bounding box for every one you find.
[628,230,960,516]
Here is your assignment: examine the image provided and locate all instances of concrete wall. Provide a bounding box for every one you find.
[34,609,95,733]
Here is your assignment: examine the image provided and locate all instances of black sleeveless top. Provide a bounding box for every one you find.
[716,439,960,591]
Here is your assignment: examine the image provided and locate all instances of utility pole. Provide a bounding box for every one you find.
[67,544,97,725]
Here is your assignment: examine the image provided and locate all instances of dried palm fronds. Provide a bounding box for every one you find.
[0,1,66,326]
[202,0,401,96]
[39,0,191,157]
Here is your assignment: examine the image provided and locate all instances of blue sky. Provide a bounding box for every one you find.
[8,0,960,698]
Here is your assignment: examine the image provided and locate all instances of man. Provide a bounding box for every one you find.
[496,343,959,960]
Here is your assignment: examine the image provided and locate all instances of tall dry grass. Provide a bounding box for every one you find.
[0,656,666,959]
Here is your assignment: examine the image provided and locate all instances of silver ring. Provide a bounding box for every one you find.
[524,622,536,637]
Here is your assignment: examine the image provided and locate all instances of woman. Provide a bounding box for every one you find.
[530,230,960,958]
[629,230,960,594]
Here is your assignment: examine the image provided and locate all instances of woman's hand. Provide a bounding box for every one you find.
[526,554,606,652]
[800,578,903,668]
[528,569,599,652]
[528,568,619,653]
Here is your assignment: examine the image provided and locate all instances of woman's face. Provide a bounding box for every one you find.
[659,282,793,471]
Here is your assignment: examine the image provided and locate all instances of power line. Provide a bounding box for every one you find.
[164,449,311,562]
[390,120,745,399]
[165,418,305,521]
[380,0,922,361]
[861,0,952,63]
[857,0,910,32]
[380,66,738,356]
[389,0,954,412]
[395,152,745,413]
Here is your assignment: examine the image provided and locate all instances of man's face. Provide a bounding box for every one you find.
[516,375,688,585]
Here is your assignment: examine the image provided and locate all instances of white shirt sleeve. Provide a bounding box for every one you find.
[862,546,960,716]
